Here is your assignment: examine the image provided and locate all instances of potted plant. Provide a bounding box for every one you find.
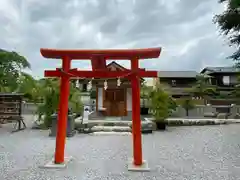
[34,79,83,128]
[149,86,170,130]
[35,78,60,128]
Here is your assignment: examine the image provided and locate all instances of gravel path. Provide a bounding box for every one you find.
[1,116,240,180]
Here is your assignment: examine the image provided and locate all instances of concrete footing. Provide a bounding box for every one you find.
[127,158,150,172]
[40,156,73,169]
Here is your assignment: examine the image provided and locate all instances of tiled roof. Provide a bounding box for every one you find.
[201,66,240,74]
[157,71,199,78]
[106,61,127,70]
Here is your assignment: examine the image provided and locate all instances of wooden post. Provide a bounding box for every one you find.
[131,59,143,166]
[54,56,71,164]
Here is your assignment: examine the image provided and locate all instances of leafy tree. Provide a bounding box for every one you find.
[0,49,30,92]
[214,0,240,64]
[0,85,11,93]
[180,97,195,117]
[230,75,240,101]
[191,75,217,103]
[16,72,38,101]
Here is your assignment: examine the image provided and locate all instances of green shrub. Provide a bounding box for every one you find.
[149,86,170,122]
[90,90,96,99]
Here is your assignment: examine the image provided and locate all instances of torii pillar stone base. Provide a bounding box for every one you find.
[41,156,73,169]
[127,158,150,172]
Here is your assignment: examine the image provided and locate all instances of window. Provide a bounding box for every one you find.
[171,79,176,86]
[222,76,230,85]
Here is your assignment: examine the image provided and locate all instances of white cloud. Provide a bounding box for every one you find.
[0,0,236,78]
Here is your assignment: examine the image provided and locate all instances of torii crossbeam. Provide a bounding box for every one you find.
[40,47,161,171]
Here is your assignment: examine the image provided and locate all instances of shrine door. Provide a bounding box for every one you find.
[104,89,126,116]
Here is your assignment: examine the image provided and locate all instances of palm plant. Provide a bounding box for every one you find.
[34,79,83,128]
[149,86,170,129]
[35,78,60,127]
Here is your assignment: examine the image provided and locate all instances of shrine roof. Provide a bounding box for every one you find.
[106,61,128,71]
[75,61,145,81]
[40,47,161,60]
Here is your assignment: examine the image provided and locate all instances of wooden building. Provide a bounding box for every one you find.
[201,66,240,95]
[79,61,144,117]
[153,71,200,98]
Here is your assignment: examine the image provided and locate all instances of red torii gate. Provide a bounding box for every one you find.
[40,47,161,170]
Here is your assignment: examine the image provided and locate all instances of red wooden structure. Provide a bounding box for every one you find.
[40,47,161,167]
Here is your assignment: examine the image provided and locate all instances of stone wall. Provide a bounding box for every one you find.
[21,98,240,119]
[170,105,240,118]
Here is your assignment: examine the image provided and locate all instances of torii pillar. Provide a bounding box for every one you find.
[39,47,162,171]
[128,58,144,169]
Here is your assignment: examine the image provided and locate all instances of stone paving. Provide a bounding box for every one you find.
[1,115,240,179]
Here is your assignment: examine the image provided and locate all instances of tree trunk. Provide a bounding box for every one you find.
[186,109,189,116]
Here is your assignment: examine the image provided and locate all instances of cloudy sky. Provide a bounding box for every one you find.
[0,0,235,78]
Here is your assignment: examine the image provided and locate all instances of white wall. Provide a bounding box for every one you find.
[97,88,103,109]
[222,76,230,85]
[127,88,132,111]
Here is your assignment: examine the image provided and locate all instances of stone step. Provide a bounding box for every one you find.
[79,125,131,134]
[86,121,131,127]
[88,125,131,132]
[90,132,131,136]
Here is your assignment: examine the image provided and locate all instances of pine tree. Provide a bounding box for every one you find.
[214,0,240,65]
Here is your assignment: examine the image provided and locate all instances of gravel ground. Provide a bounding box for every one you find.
[1,116,240,180]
